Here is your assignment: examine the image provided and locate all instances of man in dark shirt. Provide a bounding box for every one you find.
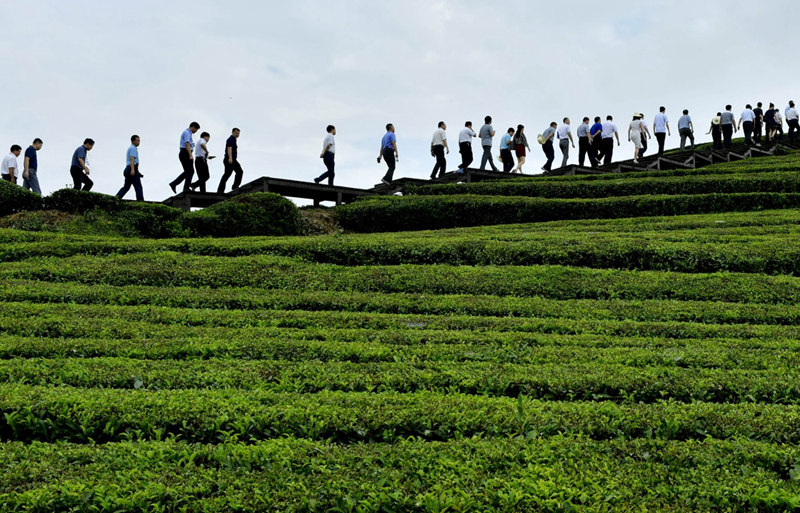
[217,128,243,193]
[753,102,764,145]
[23,138,43,195]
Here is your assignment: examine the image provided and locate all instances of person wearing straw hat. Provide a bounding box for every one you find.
[707,113,722,150]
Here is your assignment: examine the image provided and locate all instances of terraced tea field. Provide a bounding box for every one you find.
[3,154,800,511]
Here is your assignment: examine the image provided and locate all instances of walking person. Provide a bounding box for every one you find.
[601,116,620,165]
[190,132,213,192]
[70,139,94,191]
[169,121,199,194]
[511,124,530,173]
[678,110,695,151]
[707,113,723,150]
[429,121,449,179]
[738,105,756,145]
[776,107,785,140]
[720,105,737,149]
[628,114,645,163]
[577,117,592,167]
[116,135,144,201]
[377,123,398,185]
[557,118,574,168]
[499,127,515,173]
[315,125,337,185]
[786,101,799,145]
[217,128,244,193]
[753,102,764,145]
[765,103,778,143]
[22,138,43,194]
[478,116,499,172]
[589,116,603,167]
[639,114,650,158]
[653,106,670,155]
[541,122,557,173]
[457,121,476,172]
[1,145,21,183]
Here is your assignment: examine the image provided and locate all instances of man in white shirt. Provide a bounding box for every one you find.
[457,121,476,173]
[653,106,671,155]
[738,105,756,146]
[786,101,799,144]
[314,125,336,185]
[557,118,575,168]
[430,121,449,179]
[1,145,21,183]
[600,115,620,166]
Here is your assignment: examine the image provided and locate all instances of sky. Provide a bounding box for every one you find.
[3,0,799,203]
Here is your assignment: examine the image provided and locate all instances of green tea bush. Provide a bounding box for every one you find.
[182,192,303,237]
[43,188,122,214]
[0,179,42,216]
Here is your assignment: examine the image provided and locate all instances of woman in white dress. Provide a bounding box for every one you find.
[628,114,645,164]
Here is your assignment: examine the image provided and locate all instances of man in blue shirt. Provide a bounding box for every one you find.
[377,123,398,185]
[70,138,94,191]
[116,135,144,201]
[217,128,243,193]
[589,116,603,168]
[22,138,43,195]
[169,121,200,194]
[499,127,515,173]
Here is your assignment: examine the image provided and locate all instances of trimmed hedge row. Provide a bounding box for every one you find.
[5,253,800,303]
[412,171,800,200]
[9,279,800,326]
[0,180,42,216]
[182,192,303,237]
[2,357,800,403]
[5,385,800,444]
[2,438,797,511]
[338,192,800,232]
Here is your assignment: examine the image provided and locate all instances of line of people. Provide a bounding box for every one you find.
[4,101,798,199]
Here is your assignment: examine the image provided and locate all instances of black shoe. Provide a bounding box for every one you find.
[381,178,391,185]
[170,183,177,194]
[314,178,321,184]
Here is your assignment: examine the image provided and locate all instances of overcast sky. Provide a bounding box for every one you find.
[3,0,799,202]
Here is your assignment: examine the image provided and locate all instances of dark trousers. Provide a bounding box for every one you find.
[191,158,210,192]
[116,165,144,201]
[754,121,763,144]
[2,174,13,183]
[70,165,93,191]
[711,128,722,150]
[722,124,734,148]
[743,121,754,145]
[602,138,614,165]
[640,135,648,158]
[218,159,244,193]
[679,128,695,150]
[479,145,498,171]
[316,152,335,185]
[788,119,800,144]
[578,136,592,167]
[382,147,396,182]
[431,145,446,178]
[500,148,514,172]
[542,141,555,171]
[591,137,603,167]
[655,132,666,155]
[171,149,194,192]
[458,142,473,170]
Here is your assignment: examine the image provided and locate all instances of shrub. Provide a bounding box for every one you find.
[0,180,42,216]
[182,192,303,237]
[43,188,122,214]
[115,202,187,238]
